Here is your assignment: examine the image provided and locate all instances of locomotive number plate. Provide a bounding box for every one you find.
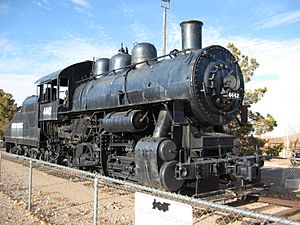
[135,192,192,225]
[228,91,240,99]
[43,106,52,116]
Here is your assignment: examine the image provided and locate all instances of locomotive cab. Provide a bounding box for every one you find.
[37,74,61,121]
[37,75,71,120]
[36,61,93,121]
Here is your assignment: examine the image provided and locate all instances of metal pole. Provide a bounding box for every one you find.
[162,6,167,56]
[28,159,33,211]
[93,176,99,225]
[0,152,2,182]
[286,131,289,158]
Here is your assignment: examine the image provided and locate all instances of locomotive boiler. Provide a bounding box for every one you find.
[4,20,263,193]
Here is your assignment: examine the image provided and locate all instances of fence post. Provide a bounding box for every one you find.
[0,152,2,182]
[28,159,33,211]
[93,176,99,225]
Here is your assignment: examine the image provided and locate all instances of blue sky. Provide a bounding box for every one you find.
[1,0,300,137]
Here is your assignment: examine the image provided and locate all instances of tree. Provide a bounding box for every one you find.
[286,127,300,149]
[225,43,277,149]
[265,143,283,157]
[0,89,18,139]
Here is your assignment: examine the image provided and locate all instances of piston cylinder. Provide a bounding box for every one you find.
[158,139,177,161]
[102,110,149,133]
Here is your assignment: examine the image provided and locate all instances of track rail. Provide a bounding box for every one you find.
[253,196,300,219]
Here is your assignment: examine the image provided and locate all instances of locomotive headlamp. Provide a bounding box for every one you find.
[224,71,240,90]
[205,62,240,96]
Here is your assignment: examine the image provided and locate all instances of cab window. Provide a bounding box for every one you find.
[51,79,58,101]
[59,78,69,107]
[38,79,58,102]
[38,82,51,102]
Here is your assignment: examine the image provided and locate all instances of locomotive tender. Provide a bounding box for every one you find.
[4,20,263,193]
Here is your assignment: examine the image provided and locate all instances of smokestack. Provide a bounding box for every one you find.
[180,20,203,50]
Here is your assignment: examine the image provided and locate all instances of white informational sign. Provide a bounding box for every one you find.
[135,192,193,225]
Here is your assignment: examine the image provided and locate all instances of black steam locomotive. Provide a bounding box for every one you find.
[4,20,263,193]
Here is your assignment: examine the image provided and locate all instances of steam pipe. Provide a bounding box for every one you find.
[153,109,171,138]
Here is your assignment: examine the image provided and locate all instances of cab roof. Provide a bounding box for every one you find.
[35,60,93,85]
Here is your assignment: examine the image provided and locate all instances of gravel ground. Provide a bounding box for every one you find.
[0,153,299,225]
[0,191,45,225]
[262,158,300,200]
[0,157,134,225]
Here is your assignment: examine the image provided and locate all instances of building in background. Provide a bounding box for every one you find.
[265,133,300,158]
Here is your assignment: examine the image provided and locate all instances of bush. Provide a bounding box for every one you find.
[265,143,283,157]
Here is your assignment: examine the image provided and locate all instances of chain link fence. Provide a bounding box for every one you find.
[0,151,300,225]
[262,157,300,195]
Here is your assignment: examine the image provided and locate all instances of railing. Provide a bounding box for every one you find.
[0,151,299,225]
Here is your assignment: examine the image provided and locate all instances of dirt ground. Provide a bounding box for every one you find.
[0,191,45,225]
[0,153,299,225]
[0,157,135,225]
[264,158,293,167]
[262,158,300,200]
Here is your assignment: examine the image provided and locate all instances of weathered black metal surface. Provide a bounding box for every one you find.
[72,45,243,126]
[94,58,109,76]
[109,50,131,72]
[135,137,163,189]
[102,110,149,133]
[135,137,183,191]
[131,42,157,68]
[4,96,39,147]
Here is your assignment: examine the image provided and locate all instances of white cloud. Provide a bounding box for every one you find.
[0,37,17,54]
[120,5,149,43]
[41,37,115,64]
[249,2,284,20]
[0,37,29,74]
[166,19,181,51]
[33,0,50,10]
[0,74,39,105]
[71,0,90,9]
[0,35,117,106]
[121,5,134,18]
[130,20,148,42]
[69,0,91,16]
[73,6,92,16]
[0,57,33,74]
[255,9,300,28]
[0,3,9,14]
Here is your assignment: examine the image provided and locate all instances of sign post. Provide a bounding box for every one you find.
[0,152,2,182]
[135,192,193,225]
[28,159,33,211]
